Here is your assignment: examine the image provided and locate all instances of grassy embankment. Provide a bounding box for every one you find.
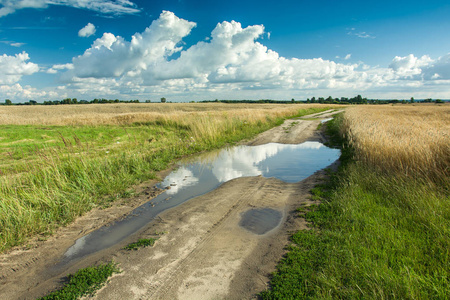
[261,105,449,299]
[0,103,337,253]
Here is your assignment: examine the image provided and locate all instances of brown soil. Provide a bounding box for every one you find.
[0,109,343,300]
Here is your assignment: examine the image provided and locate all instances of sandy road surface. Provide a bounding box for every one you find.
[0,109,343,300]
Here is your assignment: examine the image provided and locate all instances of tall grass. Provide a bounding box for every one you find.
[0,104,336,253]
[341,105,449,183]
[262,106,450,299]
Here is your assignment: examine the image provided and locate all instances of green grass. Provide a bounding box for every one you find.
[123,238,157,250]
[0,107,333,253]
[38,261,120,300]
[0,124,179,176]
[260,117,450,299]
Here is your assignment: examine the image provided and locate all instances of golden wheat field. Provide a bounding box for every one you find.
[0,103,338,126]
[342,105,450,182]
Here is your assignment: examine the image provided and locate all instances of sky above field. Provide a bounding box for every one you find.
[1,0,450,102]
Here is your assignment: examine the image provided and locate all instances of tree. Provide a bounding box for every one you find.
[5,99,12,105]
[410,97,415,104]
[161,97,166,103]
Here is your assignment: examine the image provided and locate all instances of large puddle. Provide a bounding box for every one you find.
[62,141,340,263]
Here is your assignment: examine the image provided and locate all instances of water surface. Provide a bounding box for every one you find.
[62,141,340,262]
[239,208,283,235]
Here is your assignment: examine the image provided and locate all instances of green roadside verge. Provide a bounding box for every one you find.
[260,115,450,299]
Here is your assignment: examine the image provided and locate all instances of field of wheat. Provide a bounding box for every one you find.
[341,105,449,183]
[0,103,334,126]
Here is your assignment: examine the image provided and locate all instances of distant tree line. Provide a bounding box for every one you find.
[43,98,142,105]
[200,99,298,104]
[201,95,446,105]
[1,96,446,106]
[1,98,144,105]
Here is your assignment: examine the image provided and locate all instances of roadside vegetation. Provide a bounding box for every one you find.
[123,238,157,250]
[0,103,339,253]
[38,261,120,300]
[261,105,449,299]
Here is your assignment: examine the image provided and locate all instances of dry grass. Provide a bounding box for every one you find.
[342,105,450,182]
[0,103,337,126]
[0,103,341,149]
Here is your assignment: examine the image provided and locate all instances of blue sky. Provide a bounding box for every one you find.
[1,0,449,102]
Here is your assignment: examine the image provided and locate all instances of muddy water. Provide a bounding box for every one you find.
[239,208,283,235]
[61,141,340,264]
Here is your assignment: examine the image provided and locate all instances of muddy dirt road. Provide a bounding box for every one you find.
[0,109,343,300]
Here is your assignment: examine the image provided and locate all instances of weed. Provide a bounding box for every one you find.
[38,261,120,300]
[123,238,157,250]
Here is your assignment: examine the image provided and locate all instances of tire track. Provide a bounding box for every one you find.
[146,177,268,299]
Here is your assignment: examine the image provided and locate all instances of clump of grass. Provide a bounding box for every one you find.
[39,261,120,300]
[123,238,157,250]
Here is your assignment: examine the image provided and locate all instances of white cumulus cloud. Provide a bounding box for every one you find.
[46,63,74,74]
[63,11,196,80]
[389,54,433,77]
[0,83,61,100]
[422,53,450,80]
[0,0,140,18]
[0,52,39,84]
[78,23,96,37]
[61,12,363,93]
